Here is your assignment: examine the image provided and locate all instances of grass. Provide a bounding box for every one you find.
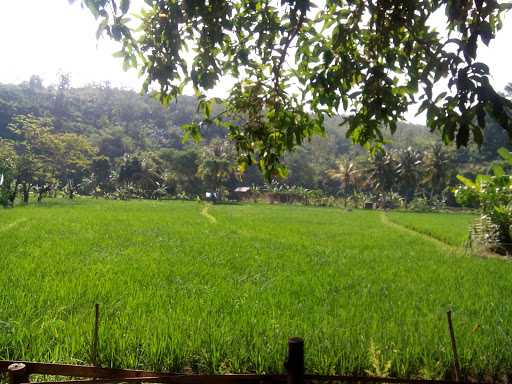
[386,211,477,247]
[1,199,511,378]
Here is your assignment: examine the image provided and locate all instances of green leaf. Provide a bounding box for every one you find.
[204,100,212,118]
[491,163,505,177]
[85,0,100,18]
[478,21,493,46]
[497,147,512,165]
[120,0,130,14]
[456,175,476,189]
[96,19,109,39]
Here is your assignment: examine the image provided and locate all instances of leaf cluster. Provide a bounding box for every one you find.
[80,0,512,179]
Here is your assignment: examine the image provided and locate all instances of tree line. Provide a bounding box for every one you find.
[0,76,510,207]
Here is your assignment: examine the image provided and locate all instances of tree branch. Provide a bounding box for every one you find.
[273,5,306,98]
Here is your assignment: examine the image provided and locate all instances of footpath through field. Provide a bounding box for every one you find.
[380,212,463,255]
[200,204,217,224]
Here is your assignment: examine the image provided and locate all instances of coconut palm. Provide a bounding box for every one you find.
[327,158,361,197]
[395,147,423,203]
[423,143,450,199]
[368,151,397,193]
[197,138,237,200]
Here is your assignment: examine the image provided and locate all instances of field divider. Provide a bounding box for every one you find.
[380,213,462,254]
[200,204,217,224]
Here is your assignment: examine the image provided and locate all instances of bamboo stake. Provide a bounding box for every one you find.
[447,310,461,381]
[92,304,100,367]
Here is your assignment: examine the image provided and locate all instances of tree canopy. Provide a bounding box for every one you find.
[77,0,512,178]
[0,78,509,206]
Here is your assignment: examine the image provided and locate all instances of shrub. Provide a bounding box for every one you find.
[0,189,10,207]
[469,214,506,254]
[409,197,431,212]
[454,148,512,253]
[453,185,479,208]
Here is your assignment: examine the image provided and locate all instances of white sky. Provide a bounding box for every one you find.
[0,1,144,90]
[0,0,511,124]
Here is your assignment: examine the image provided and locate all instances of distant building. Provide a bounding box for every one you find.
[205,192,218,201]
[231,186,252,201]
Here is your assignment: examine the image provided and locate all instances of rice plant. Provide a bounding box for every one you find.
[0,200,510,378]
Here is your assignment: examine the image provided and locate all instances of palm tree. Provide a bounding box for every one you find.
[395,147,423,203]
[197,139,237,200]
[368,151,397,193]
[423,143,449,200]
[327,158,361,205]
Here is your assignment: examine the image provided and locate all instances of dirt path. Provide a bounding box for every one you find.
[200,204,217,224]
[379,212,464,255]
[381,212,506,260]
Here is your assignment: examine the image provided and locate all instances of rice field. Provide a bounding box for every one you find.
[386,211,477,247]
[0,200,511,378]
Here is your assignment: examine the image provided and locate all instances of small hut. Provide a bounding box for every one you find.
[231,186,252,201]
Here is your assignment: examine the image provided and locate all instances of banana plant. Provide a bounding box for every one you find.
[455,147,512,249]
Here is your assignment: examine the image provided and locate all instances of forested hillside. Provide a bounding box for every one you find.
[0,75,510,206]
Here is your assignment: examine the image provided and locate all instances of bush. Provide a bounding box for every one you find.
[470,214,503,253]
[409,197,431,212]
[454,148,512,253]
[0,177,15,208]
[453,185,480,208]
[0,190,10,207]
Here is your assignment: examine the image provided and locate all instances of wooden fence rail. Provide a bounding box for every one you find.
[1,338,471,384]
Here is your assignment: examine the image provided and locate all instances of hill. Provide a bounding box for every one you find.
[0,76,510,203]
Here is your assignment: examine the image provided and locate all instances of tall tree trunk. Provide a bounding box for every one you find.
[37,186,46,202]
[22,183,30,204]
[8,180,19,206]
[68,181,74,199]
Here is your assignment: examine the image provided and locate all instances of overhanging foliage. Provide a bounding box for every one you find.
[76,0,512,179]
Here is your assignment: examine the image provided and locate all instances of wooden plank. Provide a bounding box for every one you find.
[304,375,467,384]
[0,363,285,382]
[27,375,287,384]
[25,376,474,384]
[0,362,161,378]
[0,362,474,384]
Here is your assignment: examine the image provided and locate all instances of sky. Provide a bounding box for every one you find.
[0,0,511,124]
[0,1,143,90]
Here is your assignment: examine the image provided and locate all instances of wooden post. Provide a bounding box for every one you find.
[447,310,461,381]
[286,337,304,384]
[92,303,100,367]
[8,363,29,384]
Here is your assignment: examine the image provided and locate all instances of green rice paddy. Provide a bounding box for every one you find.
[386,211,477,247]
[0,200,510,378]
